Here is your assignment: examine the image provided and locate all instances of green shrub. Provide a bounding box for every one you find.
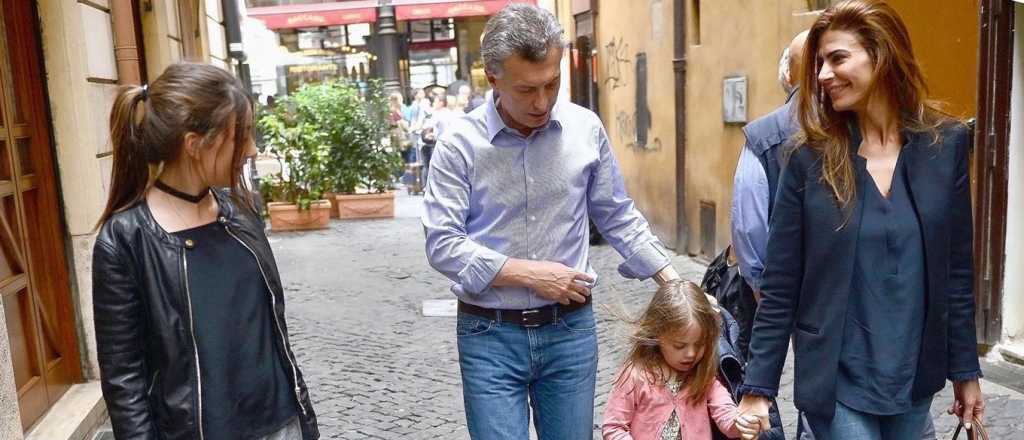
[258,79,402,208]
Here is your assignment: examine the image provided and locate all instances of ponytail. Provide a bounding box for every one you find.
[95,63,255,229]
[96,85,151,228]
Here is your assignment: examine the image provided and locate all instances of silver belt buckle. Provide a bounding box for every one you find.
[521,309,542,328]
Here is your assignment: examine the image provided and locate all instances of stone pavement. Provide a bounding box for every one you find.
[267,192,1024,439]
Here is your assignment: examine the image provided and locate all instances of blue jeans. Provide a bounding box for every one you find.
[457,305,598,440]
[799,411,937,440]
[806,397,934,440]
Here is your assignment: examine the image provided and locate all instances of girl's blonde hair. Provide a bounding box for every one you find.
[615,280,721,405]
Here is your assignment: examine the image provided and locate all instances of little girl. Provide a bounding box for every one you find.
[602,280,758,440]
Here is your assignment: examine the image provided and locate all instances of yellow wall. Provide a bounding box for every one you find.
[592,0,679,246]
[683,0,817,256]
[561,0,981,256]
[889,0,979,117]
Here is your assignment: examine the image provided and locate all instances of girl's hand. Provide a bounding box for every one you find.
[737,395,771,439]
[736,414,762,440]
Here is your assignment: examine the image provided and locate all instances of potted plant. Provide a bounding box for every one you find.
[292,79,402,219]
[257,101,333,232]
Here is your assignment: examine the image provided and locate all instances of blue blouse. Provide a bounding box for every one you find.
[836,148,928,415]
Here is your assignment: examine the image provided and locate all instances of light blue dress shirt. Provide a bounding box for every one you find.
[730,145,770,291]
[422,94,670,309]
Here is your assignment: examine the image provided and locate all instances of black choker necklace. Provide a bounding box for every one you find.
[154,180,209,204]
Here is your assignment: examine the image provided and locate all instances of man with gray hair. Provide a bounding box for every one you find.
[422,4,679,439]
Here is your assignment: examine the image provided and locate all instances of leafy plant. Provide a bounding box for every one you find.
[257,79,402,208]
[288,79,401,195]
[257,106,330,209]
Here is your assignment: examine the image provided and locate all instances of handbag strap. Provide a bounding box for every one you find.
[952,418,989,440]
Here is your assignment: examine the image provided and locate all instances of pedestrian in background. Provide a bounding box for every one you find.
[602,280,763,440]
[729,28,820,440]
[389,92,413,165]
[738,1,984,439]
[730,31,807,350]
[422,4,681,439]
[93,63,319,440]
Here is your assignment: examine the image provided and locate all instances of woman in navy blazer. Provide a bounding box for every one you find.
[735,2,985,439]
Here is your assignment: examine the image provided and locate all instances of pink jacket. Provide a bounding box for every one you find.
[602,369,742,440]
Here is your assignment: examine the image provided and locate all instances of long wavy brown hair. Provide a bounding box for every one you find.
[614,280,720,405]
[797,0,952,214]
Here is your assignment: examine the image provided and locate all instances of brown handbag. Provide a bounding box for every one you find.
[951,418,989,440]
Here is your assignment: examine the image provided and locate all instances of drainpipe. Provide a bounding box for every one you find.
[110,0,143,85]
[221,0,253,91]
[673,0,688,251]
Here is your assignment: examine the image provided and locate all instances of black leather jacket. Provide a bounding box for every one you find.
[92,189,318,440]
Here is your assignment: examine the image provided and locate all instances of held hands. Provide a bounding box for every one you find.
[949,379,985,430]
[736,395,771,440]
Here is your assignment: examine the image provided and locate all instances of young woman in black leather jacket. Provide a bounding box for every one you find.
[93,63,318,440]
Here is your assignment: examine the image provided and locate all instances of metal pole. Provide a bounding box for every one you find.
[374,3,403,92]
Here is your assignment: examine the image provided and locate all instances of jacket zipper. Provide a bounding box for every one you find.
[182,252,206,440]
[147,370,160,396]
[222,219,308,417]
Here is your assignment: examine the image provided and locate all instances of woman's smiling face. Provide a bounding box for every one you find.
[816,29,876,113]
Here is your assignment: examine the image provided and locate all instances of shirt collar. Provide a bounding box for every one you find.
[484,90,563,142]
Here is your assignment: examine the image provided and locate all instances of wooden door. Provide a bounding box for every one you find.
[973,0,1014,346]
[0,0,82,431]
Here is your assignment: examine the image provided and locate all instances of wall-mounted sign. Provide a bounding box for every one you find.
[723,76,748,124]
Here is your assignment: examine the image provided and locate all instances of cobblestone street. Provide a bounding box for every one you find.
[271,193,1024,439]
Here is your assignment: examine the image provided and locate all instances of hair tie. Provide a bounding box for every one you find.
[140,84,149,101]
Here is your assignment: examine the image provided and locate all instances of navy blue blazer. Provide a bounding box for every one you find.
[737,122,982,420]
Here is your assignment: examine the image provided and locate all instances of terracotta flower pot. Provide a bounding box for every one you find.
[267,200,332,232]
[324,192,339,218]
[335,192,395,219]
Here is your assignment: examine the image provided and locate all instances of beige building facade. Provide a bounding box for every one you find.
[557,0,981,258]
[0,1,233,438]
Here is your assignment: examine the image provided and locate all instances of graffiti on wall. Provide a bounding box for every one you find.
[603,37,631,90]
[615,111,662,151]
[603,37,661,152]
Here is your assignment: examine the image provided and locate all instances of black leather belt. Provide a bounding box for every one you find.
[458,296,592,328]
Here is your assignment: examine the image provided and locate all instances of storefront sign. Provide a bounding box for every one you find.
[249,2,378,30]
[395,0,537,21]
[287,64,339,74]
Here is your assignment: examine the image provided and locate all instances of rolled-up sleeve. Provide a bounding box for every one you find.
[422,140,508,294]
[587,127,671,280]
[731,143,770,291]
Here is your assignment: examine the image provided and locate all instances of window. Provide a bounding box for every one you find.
[346,23,371,46]
[688,0,701,45]
[635,53,650,147]
[409,19,455,44]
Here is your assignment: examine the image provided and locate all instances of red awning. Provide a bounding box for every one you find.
[394,0,537,21]
[248,1,378,30]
